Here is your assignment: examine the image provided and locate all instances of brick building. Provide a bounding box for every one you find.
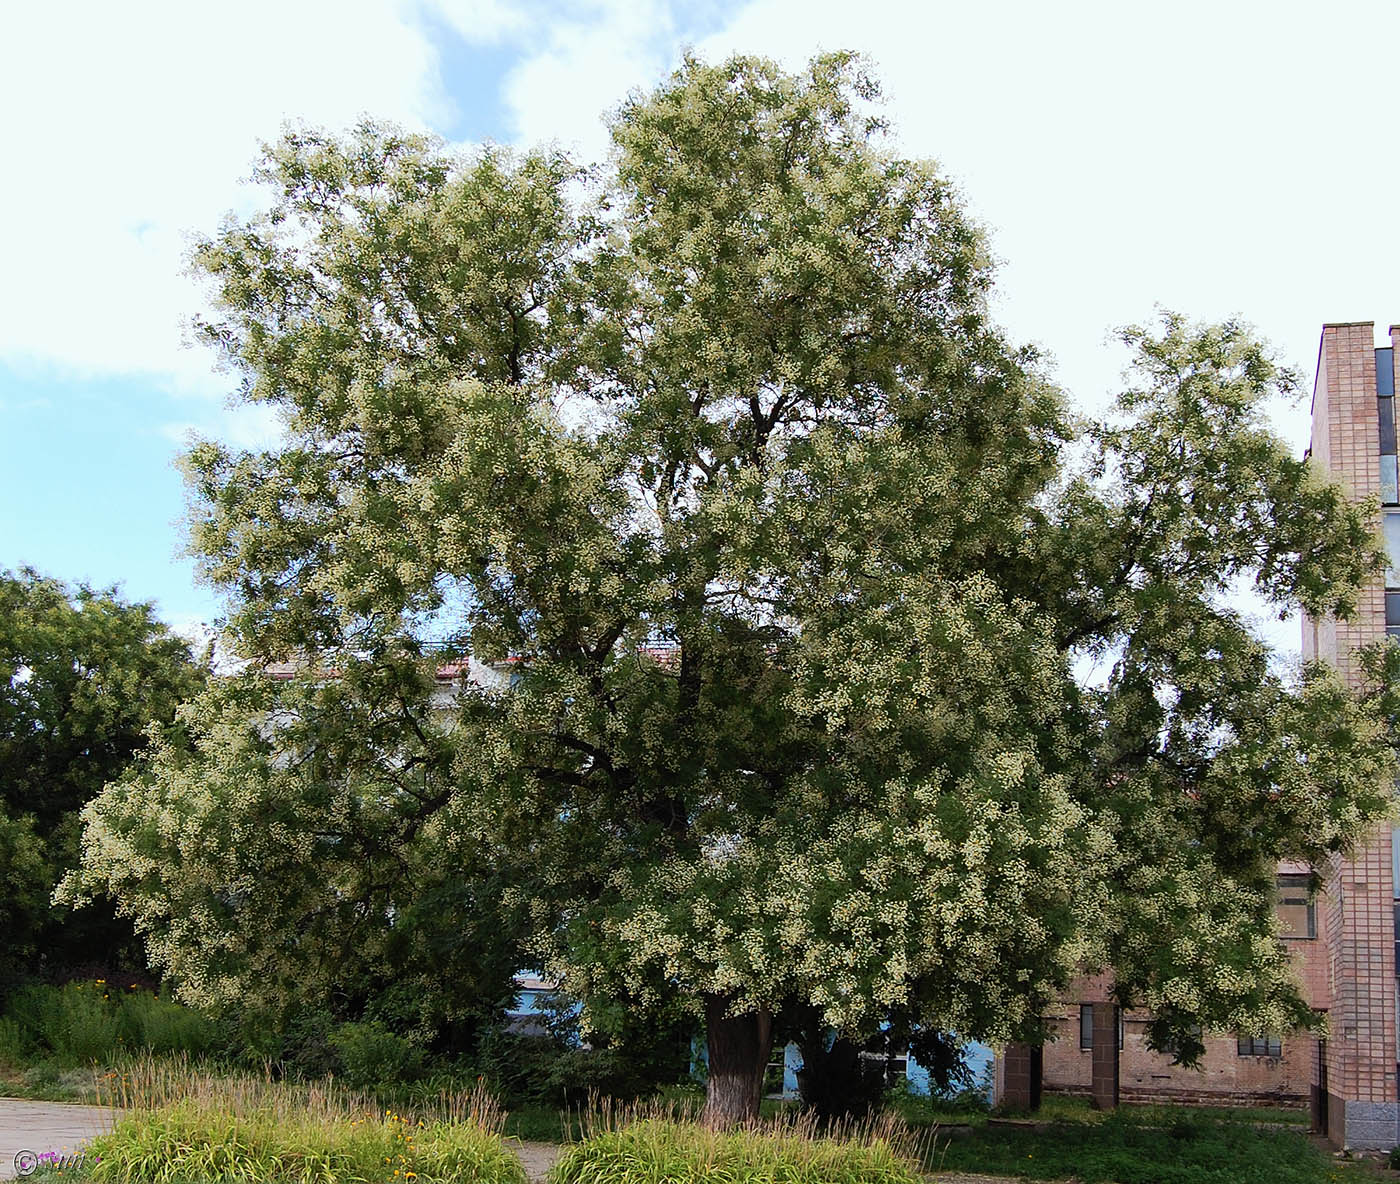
[999,322,1400,1150]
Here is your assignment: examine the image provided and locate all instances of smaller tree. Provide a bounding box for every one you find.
[0,568,204,976]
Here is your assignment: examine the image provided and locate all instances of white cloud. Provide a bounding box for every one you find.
[11,0,1399,481]
[1,0,452,401]
[425,0,531,43]
[0,0,689,446]
[687,0,1400,456]
[499,0,682,161]
[160,402,284,451]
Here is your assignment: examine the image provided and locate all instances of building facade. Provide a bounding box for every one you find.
[1000,323,1400,1150]
[1297,321,1398,1148]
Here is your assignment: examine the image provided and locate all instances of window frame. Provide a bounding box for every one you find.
[1237,1035,1282,1058]
[1276,873,1316,940]
[1079,1004,1124,1050]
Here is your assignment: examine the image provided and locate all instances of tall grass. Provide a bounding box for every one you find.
[94,1056,506,1126]
[550,1101,929,1184]
[5,983,215,1066]
[85,1058,524,1184]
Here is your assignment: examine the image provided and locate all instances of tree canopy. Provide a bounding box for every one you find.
[66,53,1397,1124]
[0,567,203,973]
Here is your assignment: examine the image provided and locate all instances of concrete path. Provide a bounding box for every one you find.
[0,1099,117,1180]
[506,1139,560,1182]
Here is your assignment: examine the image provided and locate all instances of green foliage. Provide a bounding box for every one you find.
[0,1015,33,1064]
[4,982,216,1066]
[792,1034,888,1121]
[330,1022,425,1090]
[63,662,522,1021]
[0,567,204,972]
[548,1119,922,1184]
[89,1103,524,1184]
[468,1030,683,1109]
[882,1081,989,1127]
[65,49,1400,1123]
[9,982,120,1064]
[0,803,50,967]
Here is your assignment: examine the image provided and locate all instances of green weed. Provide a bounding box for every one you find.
[549,1114,925,1184]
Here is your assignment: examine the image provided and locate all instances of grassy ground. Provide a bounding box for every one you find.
[927,1109,1389,1183]
[5,1057,1377,1184]
[0,1056,107,1102]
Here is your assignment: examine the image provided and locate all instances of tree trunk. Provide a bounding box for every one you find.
[702,994,773,1127]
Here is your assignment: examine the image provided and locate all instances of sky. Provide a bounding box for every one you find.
[3,0,1398,646]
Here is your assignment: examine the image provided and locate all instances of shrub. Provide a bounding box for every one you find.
[883,1080,990,1126]
[8,982,120,1064]
[118,989,217,1058]
[3,981,217,1066]
[548,1118,923,1184]
[330,1021,425,1089]
[232,1004,340,1078]
[470,1030,691,1108]
[0,1015,34,1064]
[469,1031,560,1105]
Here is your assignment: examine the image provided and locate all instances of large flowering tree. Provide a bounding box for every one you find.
[67,55,1397,1123]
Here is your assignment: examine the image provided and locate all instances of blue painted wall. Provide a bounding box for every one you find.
[778,1038,995,1100]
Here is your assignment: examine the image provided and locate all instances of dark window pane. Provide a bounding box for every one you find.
[1388,593,1400,626]
[1380,348,1396,397]
[1080,1004,1093,1050]
[1238,1035,1282,1057]
[1277,874,1315,938]
[1386,514,1400,588]
[1383,397,1398,454]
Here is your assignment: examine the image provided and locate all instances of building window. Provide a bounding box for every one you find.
[1385,513,1400,590]
[1080,1004,1124,1050]
[1237,1035,1282,1058]
[1387,594,1400,643]
[1394,902,1400,976]
[858,1050,908,1085]
[1276,873,1316,939]
[1381,348,1397,505]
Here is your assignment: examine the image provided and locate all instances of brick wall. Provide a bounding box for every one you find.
[1039,1007,1311,1107]
[1306,323,1396,1110]
[999,324,1398,1140]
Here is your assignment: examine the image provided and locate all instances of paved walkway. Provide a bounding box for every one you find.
[0,1099,117,1179]
[506,1139,560,1182]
